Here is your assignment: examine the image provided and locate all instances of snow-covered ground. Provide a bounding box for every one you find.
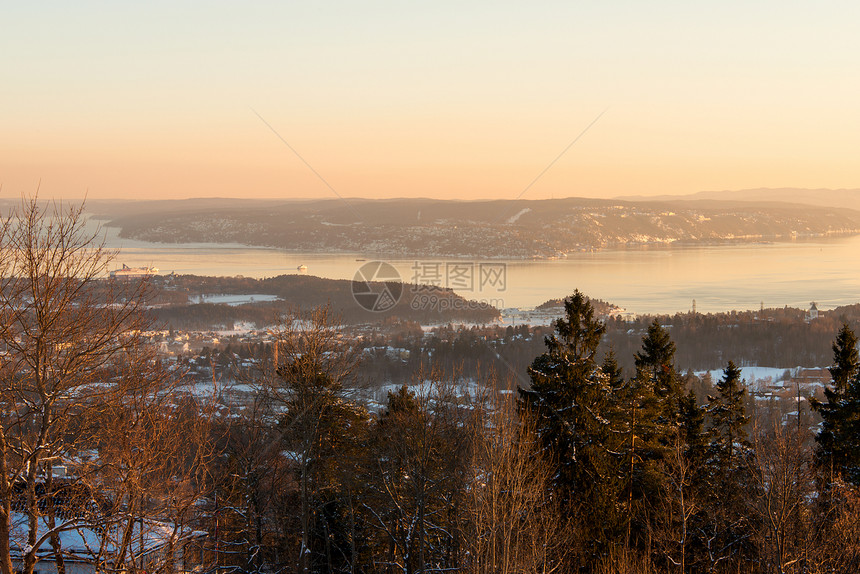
[216,321,264,336]
[506,208,531,224]
[499,308,560,327]
[696,366,829,394]
[698,366,789,384]
[189,293,281,306]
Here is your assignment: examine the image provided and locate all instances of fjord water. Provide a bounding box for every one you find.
[103,222,860,315]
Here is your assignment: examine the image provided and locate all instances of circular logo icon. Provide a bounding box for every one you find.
[352,261,403,312]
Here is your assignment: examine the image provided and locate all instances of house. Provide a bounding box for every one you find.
[807,301,819,321]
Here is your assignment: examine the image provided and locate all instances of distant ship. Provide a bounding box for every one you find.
[297,264,308,273]
[110,264,159,278]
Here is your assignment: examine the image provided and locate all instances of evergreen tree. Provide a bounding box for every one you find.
[634,320,682,413]
[812,323,860,486]
[679,389,707,471]
[265,307,371,573]
[708,360,750,473]
[601,348,625,392]
[615,322,682,550]
[367,384,469,573]
[829,323,859,394]
[519,290,620,544]
[699,360,755,571]
[629,320,683,456]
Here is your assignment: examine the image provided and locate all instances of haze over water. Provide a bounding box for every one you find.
[103,218,860,315]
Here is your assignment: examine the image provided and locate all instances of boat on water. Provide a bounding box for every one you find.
[297,264,308,273]
[110,264,159,278]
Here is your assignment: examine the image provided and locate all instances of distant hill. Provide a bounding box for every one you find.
[616,188,860,211]
[535,295,620,316]
[88,195,860,259]
[148,273,500,327]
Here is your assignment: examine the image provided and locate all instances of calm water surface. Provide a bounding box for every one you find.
[100,224,860,315]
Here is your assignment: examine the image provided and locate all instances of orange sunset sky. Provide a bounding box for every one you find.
[3,1,860,202]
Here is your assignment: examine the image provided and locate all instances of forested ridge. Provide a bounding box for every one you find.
[149,273,499,327]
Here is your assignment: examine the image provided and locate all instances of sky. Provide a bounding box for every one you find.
[3,1,860,202]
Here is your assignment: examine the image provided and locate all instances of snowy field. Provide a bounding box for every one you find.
[696,365,830,393]
[188,294,281,306]
[698,366,790,384]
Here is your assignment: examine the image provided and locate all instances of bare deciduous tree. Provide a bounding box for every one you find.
[81,342,215,574]
[745,419,814,574]
[466,388,567,574]
[653,433,699,574]
[0,197,149,574]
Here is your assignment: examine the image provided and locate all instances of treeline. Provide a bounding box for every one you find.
[605,307,860,372]
[355,323,545,387]
[213,307,566,573]
[205,296,860,574]
[151,271,860,377]
[516,293,860,572]
[353,307,860,388]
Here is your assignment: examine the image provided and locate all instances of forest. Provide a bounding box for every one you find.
[306,307,860,393]
[202,297,860,574]
[2,199,860,574]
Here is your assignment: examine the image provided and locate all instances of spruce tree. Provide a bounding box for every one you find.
[679,389,707,471]
[630,320,682,450]
[519,290,619,541]
[635,319,683,423]
[700,361,756,572]
[614,322,682,550]
[829,323,859,394]
[812,323,860,486]
[708,360,750,473]
[601,348,625,392]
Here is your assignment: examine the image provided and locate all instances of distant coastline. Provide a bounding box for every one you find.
[86,196,860,260]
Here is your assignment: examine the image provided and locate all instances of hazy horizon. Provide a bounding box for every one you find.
[7,187,858,205]
[4,2,860,202]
